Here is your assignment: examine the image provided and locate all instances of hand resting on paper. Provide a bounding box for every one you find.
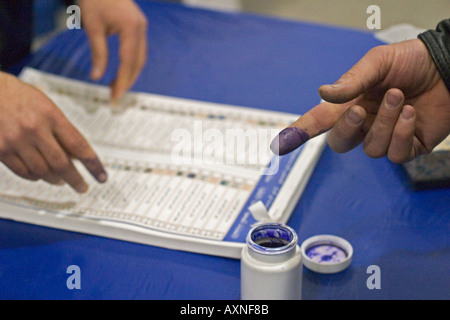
[0,0,148,192]
[271,39,450,163]
[0,71,107,193]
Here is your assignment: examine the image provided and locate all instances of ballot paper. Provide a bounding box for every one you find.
[0,68,327,258]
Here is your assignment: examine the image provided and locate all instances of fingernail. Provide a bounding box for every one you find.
[76,183,88,194]
[91,67,102,80]
[270,127,310,156]
[386,91,402,108]
[401,106,414,120]
[330,82,341,89]
[346,109,364,125]
[98,172,108,183]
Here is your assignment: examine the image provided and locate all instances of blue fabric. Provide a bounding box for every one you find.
[34,0,60,36]
[0,0,448,299]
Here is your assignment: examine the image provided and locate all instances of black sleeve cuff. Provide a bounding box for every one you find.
[418,19,450,92]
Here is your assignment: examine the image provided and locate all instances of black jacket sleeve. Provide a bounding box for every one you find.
[0,0,33,71]
[418,19,450,92]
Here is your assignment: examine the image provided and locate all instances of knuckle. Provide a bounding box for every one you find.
[30,164,49,177]
[4,128,23,145]
[22,118,42,135]
[391,130,410,146]
[15,166,31,179]
[376,113,396,126]
[50,156,71,174]
[121,13,136,27]
[67,136,88,156]
[39,102,56,117]
[31,93,62,120]
[124,12,147,31]
[367,45,388,60]
[340,70,358,82]
[139,14,148,28]
[368,45,383,55]
[41,104,62,124]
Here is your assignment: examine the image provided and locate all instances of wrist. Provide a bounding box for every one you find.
[418,19,450,92]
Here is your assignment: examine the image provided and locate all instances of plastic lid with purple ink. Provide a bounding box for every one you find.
[300,235,353,274]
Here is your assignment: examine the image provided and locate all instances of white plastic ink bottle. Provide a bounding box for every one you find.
[241,223,302,300]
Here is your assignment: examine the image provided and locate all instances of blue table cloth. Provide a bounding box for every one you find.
[0,0,448,299]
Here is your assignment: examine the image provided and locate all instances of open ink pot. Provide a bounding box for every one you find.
[247,223,298,259]
[300,234,353,274]
[241,223,302,300]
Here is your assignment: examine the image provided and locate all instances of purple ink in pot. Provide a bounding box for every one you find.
[254,237,289,248]
[248,223,297,253]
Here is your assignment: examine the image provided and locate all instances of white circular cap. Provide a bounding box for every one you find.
[300,235,353,274]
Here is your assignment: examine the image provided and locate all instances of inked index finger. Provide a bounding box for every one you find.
[54,117,108,184]
[270,100,351,155]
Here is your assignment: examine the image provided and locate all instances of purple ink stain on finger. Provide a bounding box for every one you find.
[80,157,108,183]
[270,127,310,155]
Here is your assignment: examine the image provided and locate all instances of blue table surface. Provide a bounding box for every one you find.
[0,1,449,300]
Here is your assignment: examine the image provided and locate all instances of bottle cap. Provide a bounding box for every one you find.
[300,234,353,274]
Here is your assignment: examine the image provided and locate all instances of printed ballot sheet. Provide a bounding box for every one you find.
[0,68,326,257]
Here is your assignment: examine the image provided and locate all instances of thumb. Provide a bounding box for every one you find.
[319,46,388,104]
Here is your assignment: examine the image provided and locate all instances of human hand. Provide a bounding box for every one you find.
[0,72,107,193]
[80,0,148,101]
[271,39,450,163]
